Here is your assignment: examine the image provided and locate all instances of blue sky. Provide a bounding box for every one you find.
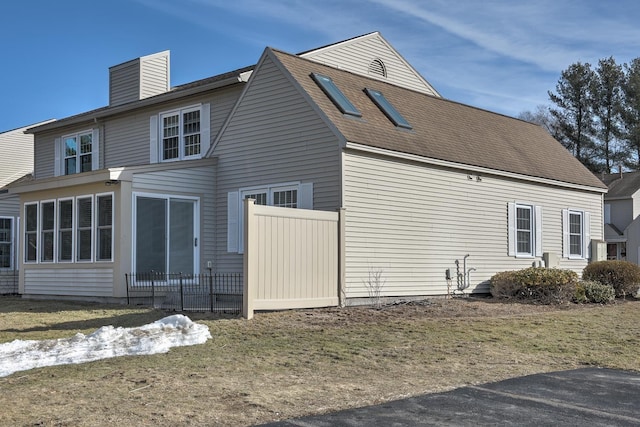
[1,0,639,132]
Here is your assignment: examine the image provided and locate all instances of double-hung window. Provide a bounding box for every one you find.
[152,104,210,163]
[56,129,99,176]
[508,202,542,257]
[227,182,313,253]
[0,217,13,269]
[58,199,74,262]
[563,209,590,259]
[41,201,55,262]
[24,203,38,262]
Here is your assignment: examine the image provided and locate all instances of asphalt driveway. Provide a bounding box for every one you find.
[259,368,640,426]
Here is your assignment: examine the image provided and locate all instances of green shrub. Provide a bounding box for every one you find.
[582,261,640,298]
[574,281,587,304]
[490,267,578,304]
[581,280,615,304]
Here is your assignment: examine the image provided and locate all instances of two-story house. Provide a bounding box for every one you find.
[0,121,53,293]
[8,32,607,304]
[601,171,640,263]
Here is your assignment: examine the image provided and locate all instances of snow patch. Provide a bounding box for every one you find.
[0,314,211,378]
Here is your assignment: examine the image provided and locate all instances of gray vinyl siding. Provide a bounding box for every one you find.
[608,198,633,231]
[24,267,114,297]
[34,129,61,179]
[302,35,437,96]
[132,163,216,272]
[105,86,243,167]
[109,60,141,106]
[213,54,342,273]
[0,126,34,187]
[140,55,169,100]
[343,150,603,297]
[0,192,20,216]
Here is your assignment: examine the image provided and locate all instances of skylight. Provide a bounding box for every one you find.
[365,88,412,129]
[311,73,362,117]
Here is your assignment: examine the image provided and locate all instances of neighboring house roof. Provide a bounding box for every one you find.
[604,223,626,242]
[601,171,640,199]
[269,49,607,190]
[26,66,254,134]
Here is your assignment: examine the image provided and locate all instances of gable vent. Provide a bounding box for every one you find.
[368,58,387,78]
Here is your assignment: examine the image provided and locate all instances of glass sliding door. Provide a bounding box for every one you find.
[134,194,198,276]
[169,199,195,275]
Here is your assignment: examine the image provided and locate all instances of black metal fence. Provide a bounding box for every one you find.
[125,272,243,314]
[0,271,19,295]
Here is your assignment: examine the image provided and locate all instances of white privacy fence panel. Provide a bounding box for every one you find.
[243,199,340,319]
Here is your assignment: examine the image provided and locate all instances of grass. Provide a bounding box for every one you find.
[0,296,638,426]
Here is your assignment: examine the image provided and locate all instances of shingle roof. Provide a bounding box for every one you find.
[601,171,640,198]
[271,49,607,190]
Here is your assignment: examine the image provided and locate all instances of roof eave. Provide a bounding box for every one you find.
[26,74,248,134]
[345,142,608,193]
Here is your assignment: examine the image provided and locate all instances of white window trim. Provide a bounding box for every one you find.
[23,202,39,264]
[96,192,114,263]
[508,202,542,258]
[131,192,200,276]
[57,197,75,263]
[21,195,113,265]
[55,129,99,176]
[562,208,591,260]
[39,199,56,263]
[154,103,210,163]
[0,216,15,270]
[229,181,314,254]
[75,195,95,263]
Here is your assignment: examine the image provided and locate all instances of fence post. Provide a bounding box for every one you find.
[126,274,130,305]
[151,271,156,308]
[209,271,214,312]
[243,198,256,319]
[179,273,184,311]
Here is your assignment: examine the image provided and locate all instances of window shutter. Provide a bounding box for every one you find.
[149,115,158,163]
[299,183,314,209]
[584,212,591,259]
[507,202,516,256]
[562,209,569,258]
[54,138,62,176]
[604,204,610,224]
[535,205,543,257]
[227,191,239,253]
[200,103,211,157]
[92,129,100,170]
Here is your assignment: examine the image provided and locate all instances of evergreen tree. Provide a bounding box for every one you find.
[622,58,640,169]
[592,57,626,173]
[548,62,599,172]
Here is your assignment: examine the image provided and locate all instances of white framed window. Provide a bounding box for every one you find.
[562,209,591,259]
[76,196,93,262]
[227,182,313,253]
[150,104,210,163]
[58,198,74,262]
[24,203,38,263]
[508,202,542,257]
[0,217,14,269]
[40,200,55,263]
[132,192,199,275]
[96,193,114,262]
[54,129,100,176]
[21,195,114,264]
